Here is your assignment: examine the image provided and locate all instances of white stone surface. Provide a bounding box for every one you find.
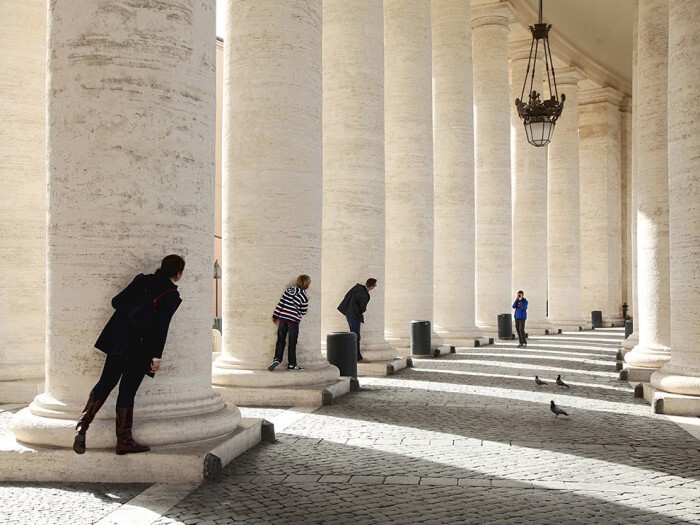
[213,0,340,390]
[11,0,241,450]
[321,0,394,362]
[626,0,671,370]
[472,2,515,332]
[384,0,435,344]
[509,39,551,334]
[432,0,484,345]
[578,87,625,327]
[0,0,46,403]
[546,67,588,331]
[620,99,633,321]
[650,0,700,400]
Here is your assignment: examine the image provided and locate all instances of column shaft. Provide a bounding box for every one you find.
[432,0,482,343]
[0,0,45,402]
[625,0,671,369]
[384,0,434,343]
[650,0,700,397]
[547,68,587,330]
[13,0,239,448]
[214,0,340,387]
[472,3,514,332]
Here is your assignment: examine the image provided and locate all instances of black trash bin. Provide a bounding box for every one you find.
[497,313,513,340]
[591,310,603,328]
[326,332,357,377]
[625,319,633,339]
[411,320,431,356]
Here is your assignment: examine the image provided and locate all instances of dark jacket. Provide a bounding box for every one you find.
[337,283,371,323]
[512,297,528,320]
[95,273,182,372]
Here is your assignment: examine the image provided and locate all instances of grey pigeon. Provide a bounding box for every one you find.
[535,375,547,386]
[556,375,570,388]
[550,400,569,417]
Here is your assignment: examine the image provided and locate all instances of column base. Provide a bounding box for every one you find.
[0,417,265,483]
[213,361,340,388]
[641,382,700,416]
[623,343,671,369]
[357,358,410,377]
[621,333,638,350]
[602,315,625,328]
[214,377,351,407]
[619,366,657,383]
[547,318,590,331]
[0,380,44,404]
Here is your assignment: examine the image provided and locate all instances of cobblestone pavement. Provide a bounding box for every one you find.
[3,328,700,524]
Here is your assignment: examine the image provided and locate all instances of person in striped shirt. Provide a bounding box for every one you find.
[268,274,311,371]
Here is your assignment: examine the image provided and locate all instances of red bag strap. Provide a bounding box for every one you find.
[152,288,177,312]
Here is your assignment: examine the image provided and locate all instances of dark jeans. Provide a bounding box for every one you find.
[91,348,149,408]
[346,317,362,360]
[515,319,527,345]
[274,321,299,365]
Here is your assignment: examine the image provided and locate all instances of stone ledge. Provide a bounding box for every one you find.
[642,383,700,416]
[0,417,264,484]
[619,366,656,383]
[214,377,351,407]
[357,358,409,377]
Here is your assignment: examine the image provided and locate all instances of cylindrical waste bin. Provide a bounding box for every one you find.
[326,332,358,377]
[497,313,512,340]
[591,310,603,328]
[625,319,633,339]
[411,320,431,356]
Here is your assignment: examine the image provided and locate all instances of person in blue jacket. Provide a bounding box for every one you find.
[73,254,184,456]
[512,290,528,348]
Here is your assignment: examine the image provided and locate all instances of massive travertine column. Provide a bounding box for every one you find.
[547,67,588,330]
[0,0,45,403]
[578,87,625,327]
[384,0,435,344]
[509,39,551,335]
[471,1,514,333]
[432,0,484,345]
[650,0,700,402]
[620,99,633,325]
[12,0,240,448]
[623,2,640,352]
[214,0,340,388]
[625,0,671,372]
[321,0,394,362]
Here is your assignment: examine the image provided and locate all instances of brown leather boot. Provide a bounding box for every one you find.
[73,392,107,454]
[115,407,150,455]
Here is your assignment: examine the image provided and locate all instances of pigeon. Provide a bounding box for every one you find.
[535,375,547,386]
[556,375,570,388]
[550,400,569,417]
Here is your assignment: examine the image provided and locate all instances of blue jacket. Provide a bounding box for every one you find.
[512,297,528,320]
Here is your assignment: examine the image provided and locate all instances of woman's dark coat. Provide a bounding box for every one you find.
[95,273,182,376]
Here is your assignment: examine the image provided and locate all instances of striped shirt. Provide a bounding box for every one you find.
[272,286,308,325]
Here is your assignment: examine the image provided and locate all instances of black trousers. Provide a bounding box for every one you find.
[515,319,527,345]
[91,346,150,408]
[274,321,299,365]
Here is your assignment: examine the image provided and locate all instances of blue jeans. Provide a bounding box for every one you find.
[274,321,299,365]
[346,317,362,360]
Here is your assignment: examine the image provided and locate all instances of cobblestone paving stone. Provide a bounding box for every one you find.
[3,328,700,524]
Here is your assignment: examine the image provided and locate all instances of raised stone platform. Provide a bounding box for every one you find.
[214,377,351,407]
[0,381,44,405]
[0,417,266,484]
[641,382,700,416]
[619,366,655,383]
[357,358,411,377]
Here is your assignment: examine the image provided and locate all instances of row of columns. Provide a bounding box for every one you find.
[2,1,700,458]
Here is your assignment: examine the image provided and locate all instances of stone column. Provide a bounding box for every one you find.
[650,0,700,406]
[622,2,640,352]
[321,0,394,362]
[471,1,515,333]
[384,0,435,345]
[12,0,240,449]
[547,67,588,331]
[0,0,45,403]
[578,87,625,327]
[213,1,341,392]
[620,99,633,325]
[624,0,671,375]
[509,39,551,335]
[432,0,484,346]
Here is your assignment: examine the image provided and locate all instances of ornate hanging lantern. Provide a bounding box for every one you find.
[514,0,565,147]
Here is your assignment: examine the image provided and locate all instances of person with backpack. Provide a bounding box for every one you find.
[268,275,310,372]
[72,254,185,456]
